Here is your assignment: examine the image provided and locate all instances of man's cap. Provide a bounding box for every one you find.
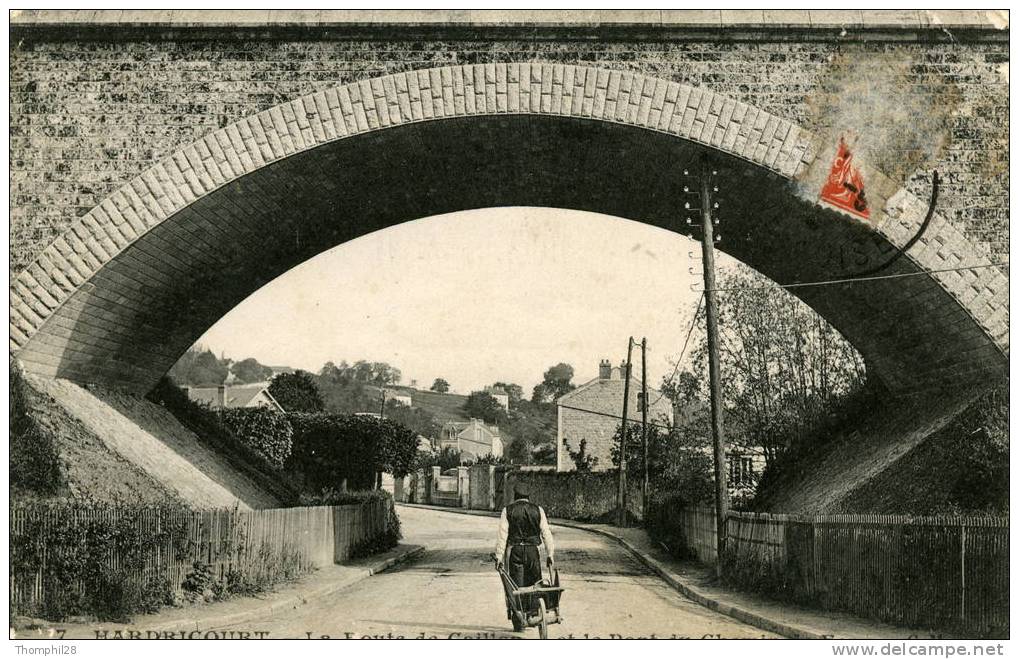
[514,482,531,498]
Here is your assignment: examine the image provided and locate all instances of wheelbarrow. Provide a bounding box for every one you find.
[498,563,564,639]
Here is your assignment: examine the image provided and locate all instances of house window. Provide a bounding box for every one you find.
[728,454,755,487]
[637,392,646,413]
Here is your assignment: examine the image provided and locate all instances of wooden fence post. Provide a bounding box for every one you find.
[960,524,967,626]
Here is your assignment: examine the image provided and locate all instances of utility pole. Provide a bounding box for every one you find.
[640,337,649,524]
[698,155,729,578]
[377,387,387,490]
[617,337,634,528]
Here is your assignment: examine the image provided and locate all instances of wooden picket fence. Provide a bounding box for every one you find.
[11,500,390,613]
[650,504,1008,637]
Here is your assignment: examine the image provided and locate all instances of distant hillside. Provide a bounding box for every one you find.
[384,386,532,455]
[387,387,470,425]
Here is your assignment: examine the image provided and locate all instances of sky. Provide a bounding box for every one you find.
[195,207,738,394]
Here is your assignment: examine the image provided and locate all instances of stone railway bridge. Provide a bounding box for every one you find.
[8,11,1009,510]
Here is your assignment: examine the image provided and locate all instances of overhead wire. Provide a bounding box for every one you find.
[693,261,1008,293]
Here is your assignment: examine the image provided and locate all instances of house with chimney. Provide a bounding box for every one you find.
[555,359,673,472]
[439,419,503,462]
[183,382,285,413]
[558,370,766,495]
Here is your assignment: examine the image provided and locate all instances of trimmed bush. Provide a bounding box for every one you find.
[287,413,418,492]
[218,407,293,469]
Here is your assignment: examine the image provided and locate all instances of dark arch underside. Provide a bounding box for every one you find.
[16,115,1006,394]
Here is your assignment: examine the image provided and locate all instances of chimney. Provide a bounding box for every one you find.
[598,359,611,379]
[216,384,227,408]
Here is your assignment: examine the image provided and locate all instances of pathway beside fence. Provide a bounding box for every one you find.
[649,503,1008,637]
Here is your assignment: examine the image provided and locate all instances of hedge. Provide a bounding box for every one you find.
[218,407,293,469]
[506,471,644,523]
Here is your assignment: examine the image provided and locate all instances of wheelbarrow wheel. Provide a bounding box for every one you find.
[537,599,548,639]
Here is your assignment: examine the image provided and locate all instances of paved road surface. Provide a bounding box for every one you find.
[213,505,776,639]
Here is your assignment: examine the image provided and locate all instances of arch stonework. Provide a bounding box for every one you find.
[9,63,1008,394]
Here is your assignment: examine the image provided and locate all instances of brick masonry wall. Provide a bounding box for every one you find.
[8,59,1007,396]
[9,31,1008,275]
[558,378,673,471]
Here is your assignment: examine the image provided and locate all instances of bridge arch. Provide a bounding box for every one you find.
[9,63,1008,395]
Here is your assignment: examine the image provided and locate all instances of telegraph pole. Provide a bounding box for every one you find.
[640,337,649,523]
[377,387,387,490]
[698,156,729,577]
[617,337,634,528]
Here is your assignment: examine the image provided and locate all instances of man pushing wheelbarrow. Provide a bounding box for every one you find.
[494,483,564,638]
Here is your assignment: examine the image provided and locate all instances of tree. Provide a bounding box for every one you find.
[505,436,533,464]
[463,391,508,425]
[501,397,557,465]
[531,443,557,464]
[492,382,524,406]
[417,446,465,472]
[430,378,450,393]
[531,363,575,403]
[563,438,598,472]
[383,398,440,440]
[230,357,274,384]
[346,360,402,387]
[269,371,325,413]
[168,347,229,386]
[610,420,714,507]
[315,361,373,414]
[681,264,867,467]
[375,418,421,479]
[287,414,418,492]
[659,371,702,410]
[218,407,293,468]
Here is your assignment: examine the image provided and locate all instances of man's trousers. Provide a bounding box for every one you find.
[508,544,542,588]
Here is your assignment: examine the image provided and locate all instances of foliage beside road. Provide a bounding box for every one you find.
[146,378,300,506]
[218,407,294,469]
[286,413,419,492]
